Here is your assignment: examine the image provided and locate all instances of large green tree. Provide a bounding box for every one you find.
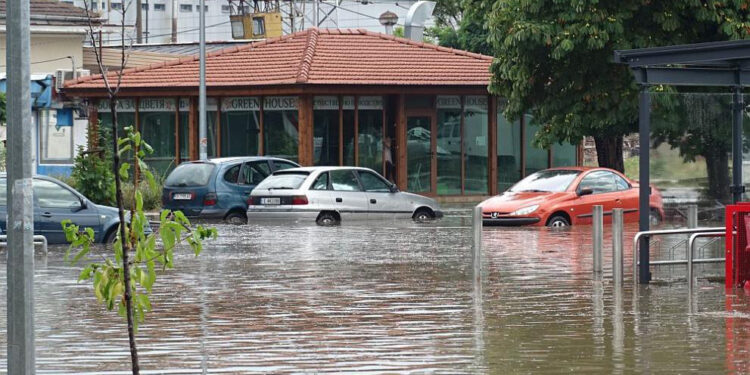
[485,0,750,172]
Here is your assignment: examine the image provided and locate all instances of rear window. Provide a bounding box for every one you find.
[165,163,215,187]
[255,172,309,190]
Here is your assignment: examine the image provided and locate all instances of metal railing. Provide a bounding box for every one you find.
[0,234,48,255]
[632,226,724,285]
[687,231,726,291]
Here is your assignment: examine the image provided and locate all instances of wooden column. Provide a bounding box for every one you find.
[519,114,526,178]
[188,97,197,160]
[488,96,498,196]
[338,96,344,165]
[395,94,407,190]
[88,103,99,150]
[174,98,181,165]
[298,95,314,166]
[134,98,141,182]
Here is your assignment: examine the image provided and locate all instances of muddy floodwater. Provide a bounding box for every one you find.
[1,209,750,373]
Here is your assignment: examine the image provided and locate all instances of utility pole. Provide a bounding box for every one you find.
[171,0,177,43]
[199,0,207,160]
[136,0,143,43]
[6,0,35,372]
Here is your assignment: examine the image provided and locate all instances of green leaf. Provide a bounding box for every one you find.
[119,162,130,180]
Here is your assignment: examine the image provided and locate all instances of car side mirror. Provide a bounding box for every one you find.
[578,188,594,196]
[74,199,88,212]
[389,184,399,193]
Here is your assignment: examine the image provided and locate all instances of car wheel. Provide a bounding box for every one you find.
[650,209,662,226]
[105,228,119,244]
[316,212,340,226]
[547,215,570,228]
[412,208,434,222]
[225,212,247,225]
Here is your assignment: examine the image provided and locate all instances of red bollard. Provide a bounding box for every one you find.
[725,203,750,289]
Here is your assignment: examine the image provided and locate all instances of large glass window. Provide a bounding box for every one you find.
[407,116,432,193]
[497,102,522,192]
[436,96,461,195]
[39,108,74,164]
[524,114,549,176]
[358,96,383,172]
[464,96,489,195]
[552,142,577,167]
[342,97,355,166]
[313,96,339,166]
[98,99,136,140]
[263,96,299,161]
[139,98,177,175]
[221,97,260,157]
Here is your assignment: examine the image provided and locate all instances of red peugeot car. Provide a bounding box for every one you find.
[479,167,664,227]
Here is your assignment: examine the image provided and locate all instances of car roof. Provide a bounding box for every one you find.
[273,166,376,173]
[545,166,614,173]
[181,156,298,165]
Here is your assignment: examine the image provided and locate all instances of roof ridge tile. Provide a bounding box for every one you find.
[296,28,319,83]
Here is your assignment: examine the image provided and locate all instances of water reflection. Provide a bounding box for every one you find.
[0,214,747,372]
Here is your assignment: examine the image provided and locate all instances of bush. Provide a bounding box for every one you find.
[70,145,116,206]
[121,172,164,211]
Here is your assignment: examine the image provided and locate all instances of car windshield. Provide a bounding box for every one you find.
[509,170,581,193]
[255,172,309,190]
[165,163,215,187]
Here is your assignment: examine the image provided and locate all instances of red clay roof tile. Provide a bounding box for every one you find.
[65,28,493,90]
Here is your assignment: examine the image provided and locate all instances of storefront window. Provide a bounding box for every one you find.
[178,98,190,160]
[263,96,299,161]
[497,102,521,192]
[464,96,488,194]
[436,96,461,195]
[221,97,260,157]
[342,96,355,166]
[407,116,432,193]
[139,98,177,175]
[313,96,339,166]
[98,99,136,167]
[39,108,74,164]
[552,142,578,167]
[525,114,549,176]
[358,96,383,173]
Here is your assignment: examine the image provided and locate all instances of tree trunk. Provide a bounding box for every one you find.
[110,98,140,374]
[704,148,731,203]
[594,135,624,172]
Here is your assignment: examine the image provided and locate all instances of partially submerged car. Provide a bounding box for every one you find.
[162,157,299,224]
[247,166,443,225]
[479,167,664,227]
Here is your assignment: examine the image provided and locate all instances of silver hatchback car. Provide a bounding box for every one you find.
[247,166,443,225]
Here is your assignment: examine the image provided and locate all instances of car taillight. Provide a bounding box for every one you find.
[247,196,257,205]
[291,195,308,205]
[203,193,218,206]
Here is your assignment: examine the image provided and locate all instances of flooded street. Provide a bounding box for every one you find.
[1,209,750,373]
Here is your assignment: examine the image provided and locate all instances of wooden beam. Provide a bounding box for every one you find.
[519,114,526,178]
[216,97,222,157]
[174,99,181,165]
[354,96,359,166]
[88,104,99,150]
[188,97,197,160]
[395,94,407,190]
[488,96,498,196]
[338,95,343,165]
[297,95,314,165]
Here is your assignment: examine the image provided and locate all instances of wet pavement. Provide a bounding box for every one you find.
[1,210,749,373]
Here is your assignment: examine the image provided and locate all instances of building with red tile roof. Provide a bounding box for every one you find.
[63,28,580,199]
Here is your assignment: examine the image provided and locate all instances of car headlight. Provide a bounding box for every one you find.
[510,205,539,216]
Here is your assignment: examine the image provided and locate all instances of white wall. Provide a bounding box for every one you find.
[70,0,429,44]
[0,33,85,74]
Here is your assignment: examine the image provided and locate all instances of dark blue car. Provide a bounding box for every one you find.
[162,157,299,224]
[0,174,122,244]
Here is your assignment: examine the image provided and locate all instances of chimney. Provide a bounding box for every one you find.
[404,1,435,42]
[379,11,398,35]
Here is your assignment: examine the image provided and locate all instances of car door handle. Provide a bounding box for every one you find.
[41,212,52,218]
[370,199,377,204]
[336,198,343,203]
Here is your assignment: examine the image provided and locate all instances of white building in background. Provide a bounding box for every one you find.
[63,0,432,44]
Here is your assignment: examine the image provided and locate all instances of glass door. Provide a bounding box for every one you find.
[407,116,434,193]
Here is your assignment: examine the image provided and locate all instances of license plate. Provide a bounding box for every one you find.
[173,193,192,200]
[260,197,281,205]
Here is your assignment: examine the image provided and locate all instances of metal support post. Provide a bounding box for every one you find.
[593,205,603,275]
[612,208,624,287]
[472,206,482,280]
[6,0,35,371]
[198,0,207,160]
[732,84,745,204]
[638,84,652,283]
[687,204,698,229]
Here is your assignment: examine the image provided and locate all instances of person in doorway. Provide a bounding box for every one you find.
[384,136,394,182]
